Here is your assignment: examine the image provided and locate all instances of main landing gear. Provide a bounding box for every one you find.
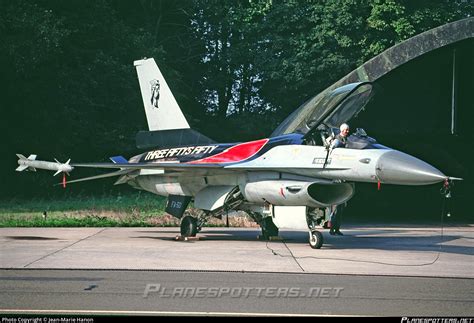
[180,215,198,237]
[178,209,211,240]
[260,216,279,240]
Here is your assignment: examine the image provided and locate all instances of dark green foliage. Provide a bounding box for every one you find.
[0,0,471,198]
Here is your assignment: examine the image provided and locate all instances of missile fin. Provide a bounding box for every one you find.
[15,165,28,172]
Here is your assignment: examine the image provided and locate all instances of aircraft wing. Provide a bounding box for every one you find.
[18,155,347,186]
[57,169,135,185]
[71,162,223,171]
[55,162,227,184]
[72,161,350,172]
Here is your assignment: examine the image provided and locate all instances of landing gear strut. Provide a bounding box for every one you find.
[260,217,279,240]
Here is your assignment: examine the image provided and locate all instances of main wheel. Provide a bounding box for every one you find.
[309,230,323,249]
[180,216,198,237]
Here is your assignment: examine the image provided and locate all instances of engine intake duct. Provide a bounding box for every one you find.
[242,180,354,208]
[307,182,354,206]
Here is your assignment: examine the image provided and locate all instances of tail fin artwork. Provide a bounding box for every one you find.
[134,58,190,131]
[134,58,215,149]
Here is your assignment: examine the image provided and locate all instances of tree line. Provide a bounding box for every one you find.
[0,0,471,197]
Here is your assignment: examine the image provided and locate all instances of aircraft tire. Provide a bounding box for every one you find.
[180,216,198,237]
[309,230,323,249]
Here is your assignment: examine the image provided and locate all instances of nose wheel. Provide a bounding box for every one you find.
[309,230,323,249]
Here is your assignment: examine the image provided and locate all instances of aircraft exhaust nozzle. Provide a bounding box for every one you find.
[376,151,446,185]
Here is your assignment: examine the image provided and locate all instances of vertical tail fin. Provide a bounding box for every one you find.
[134,58,190,131]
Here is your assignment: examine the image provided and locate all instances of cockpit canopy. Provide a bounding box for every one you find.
[318,83,373,129]
[272,82,374,137]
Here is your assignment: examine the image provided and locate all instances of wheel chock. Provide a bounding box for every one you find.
[175,235,200,241]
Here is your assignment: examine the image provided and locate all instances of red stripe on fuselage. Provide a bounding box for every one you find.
[189,138,269,164]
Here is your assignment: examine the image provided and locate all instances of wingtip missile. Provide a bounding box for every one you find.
[16,154,74,175]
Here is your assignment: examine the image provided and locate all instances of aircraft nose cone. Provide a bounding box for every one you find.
[376,150,446,185]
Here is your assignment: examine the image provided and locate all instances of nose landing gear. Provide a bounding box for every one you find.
[309,230,323,249]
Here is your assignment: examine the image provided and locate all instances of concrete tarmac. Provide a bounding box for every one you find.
[1,225,472,277]
[1,269,473,316]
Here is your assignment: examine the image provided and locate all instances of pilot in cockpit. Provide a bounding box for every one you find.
[330,123,350,149]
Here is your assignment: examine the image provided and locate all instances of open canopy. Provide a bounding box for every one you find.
[271,82,373,137]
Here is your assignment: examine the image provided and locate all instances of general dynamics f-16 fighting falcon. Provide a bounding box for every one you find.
[16,58,459,248]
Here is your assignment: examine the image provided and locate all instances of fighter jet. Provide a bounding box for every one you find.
[16,58,457,248]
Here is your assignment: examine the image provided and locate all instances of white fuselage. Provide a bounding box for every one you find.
[131,145,388,200]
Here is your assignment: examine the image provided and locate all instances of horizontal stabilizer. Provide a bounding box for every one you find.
[110,156,128,164]
[114,175,134,185]
[15,165,29,172]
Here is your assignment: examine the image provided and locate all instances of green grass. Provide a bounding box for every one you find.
[0,191,256,228]
[0,192,172,227]
[0,191,167,214]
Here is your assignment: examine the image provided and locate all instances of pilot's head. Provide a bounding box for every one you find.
[340,123,350,137]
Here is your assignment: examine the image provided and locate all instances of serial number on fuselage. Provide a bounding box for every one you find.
[144,145,219,161]
[313,158,331,165]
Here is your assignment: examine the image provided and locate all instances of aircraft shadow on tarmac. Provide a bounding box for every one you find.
[132,229,264,242]
[328,235,473,256]
[131,228,473,256]
[5,236,61,241]
[288,230,473,256]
